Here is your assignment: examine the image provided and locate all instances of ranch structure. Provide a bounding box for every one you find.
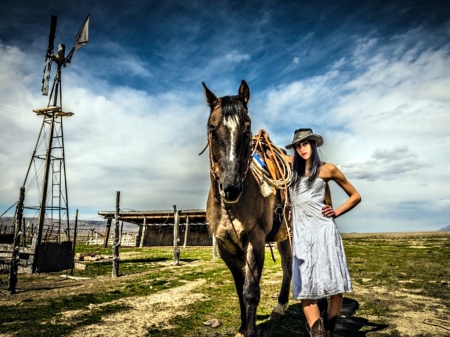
[98,209,211,247]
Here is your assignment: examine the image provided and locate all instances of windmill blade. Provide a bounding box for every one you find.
[47,15,57,56]
[41,15,57,96]
[74,14,90,51]
[66,14,90,64]
[41,58,52,96]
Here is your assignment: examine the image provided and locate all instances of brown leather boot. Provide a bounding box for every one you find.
[325,316,338,337]
[306,318,326,337]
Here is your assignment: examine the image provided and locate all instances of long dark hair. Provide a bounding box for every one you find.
[291,140,322,188]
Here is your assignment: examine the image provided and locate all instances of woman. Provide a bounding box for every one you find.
[286,128,361,337]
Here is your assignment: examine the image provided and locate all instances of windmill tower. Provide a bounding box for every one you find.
[21,14,89,272]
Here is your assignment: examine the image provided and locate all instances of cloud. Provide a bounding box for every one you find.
[254,25,450,232]
[1,2,450,233]
[0,41,211,218]
[340,146,427,181]
[90,41,153,80]
[224,51,251,63]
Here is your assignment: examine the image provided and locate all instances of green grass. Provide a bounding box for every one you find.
[0,234,449,336]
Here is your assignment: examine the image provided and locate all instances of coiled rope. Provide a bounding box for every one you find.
[250,129,293,196]
[250,129,294,254]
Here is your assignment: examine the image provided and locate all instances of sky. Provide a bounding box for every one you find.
[0,0,449,233]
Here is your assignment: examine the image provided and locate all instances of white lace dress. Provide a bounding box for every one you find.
[290,176,353,299]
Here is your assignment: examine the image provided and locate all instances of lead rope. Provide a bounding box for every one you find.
[198,138,209,156]
[225,206,260,285]
[267,242,276,262]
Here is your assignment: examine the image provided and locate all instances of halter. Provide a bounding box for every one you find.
[199,98,253,198]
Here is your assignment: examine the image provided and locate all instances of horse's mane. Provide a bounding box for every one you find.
[220,95,248,120]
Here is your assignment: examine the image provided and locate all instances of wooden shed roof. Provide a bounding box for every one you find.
[98,209,207,226]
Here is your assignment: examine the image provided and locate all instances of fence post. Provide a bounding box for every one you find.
[183,216,189,249]
[120,221,124,244]
[21,218,26,247]
[71,209,78,276]
[103,217,112,248]
[112,191,120,277]
[140,216,147,248]
[9,187,25,294]
[212,234,217,259]
[173,205,180,266]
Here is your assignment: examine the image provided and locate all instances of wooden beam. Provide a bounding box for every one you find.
[173,205,180,266]
[112,191,120,278]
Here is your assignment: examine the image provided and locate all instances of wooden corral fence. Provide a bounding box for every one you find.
[97,209,212,247]
[81,229,136,247]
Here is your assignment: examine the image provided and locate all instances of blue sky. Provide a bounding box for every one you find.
[0,0,449,233]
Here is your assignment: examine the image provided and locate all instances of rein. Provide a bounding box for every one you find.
[199,101,293,254]
[225,205,264,278]
[199,99,253,189]
[204,132,253,188]
[198,99,222,156]
[198,138,209,156]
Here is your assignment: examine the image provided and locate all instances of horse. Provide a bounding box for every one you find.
[202,80,292,337]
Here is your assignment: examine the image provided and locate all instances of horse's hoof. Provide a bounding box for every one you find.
[270,302,287,320]
[270,311,283,320]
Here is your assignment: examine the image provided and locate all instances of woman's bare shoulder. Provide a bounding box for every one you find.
[319,162,335,181]
[321,162,338,173]
[321,162,337,170]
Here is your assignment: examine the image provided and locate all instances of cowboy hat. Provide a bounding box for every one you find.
[285,128,323,149]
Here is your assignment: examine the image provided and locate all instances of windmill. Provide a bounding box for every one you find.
[19,14,90,273]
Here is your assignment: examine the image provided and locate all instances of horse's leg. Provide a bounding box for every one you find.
[270,238,292,320]
[217,244,247,335]
[242,238,265,337]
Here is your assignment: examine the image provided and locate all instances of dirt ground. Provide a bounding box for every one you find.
[0,258,449,336]
[63,278,208,336]
[350,283,448,336]
[1,233,449,336]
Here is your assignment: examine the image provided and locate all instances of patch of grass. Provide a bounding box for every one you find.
[1,234,449,336]
[0,295,130,337]
[345,236,450,303]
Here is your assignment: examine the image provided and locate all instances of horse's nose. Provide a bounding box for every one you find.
[219,182,243,203]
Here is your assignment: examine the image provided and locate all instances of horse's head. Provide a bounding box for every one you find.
[203,80,252,204]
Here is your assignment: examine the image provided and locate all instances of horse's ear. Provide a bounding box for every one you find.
[202,82,217,108]
[238,80,250,105]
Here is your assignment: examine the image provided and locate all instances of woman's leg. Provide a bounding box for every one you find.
[302,299,321,328]
[327,293,343,319]
[302,299,326,336]
[325,294,343,336]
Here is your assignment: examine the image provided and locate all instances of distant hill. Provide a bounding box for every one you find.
[0,217,105,224]
[0,216,137,233]
[439,225,450,231]
[0,217,14,226]
[0,217,107,229]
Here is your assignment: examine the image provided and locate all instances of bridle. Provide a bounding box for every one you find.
[199,98,253,200]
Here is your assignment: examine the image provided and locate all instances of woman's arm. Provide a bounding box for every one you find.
[320,163,361,218]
